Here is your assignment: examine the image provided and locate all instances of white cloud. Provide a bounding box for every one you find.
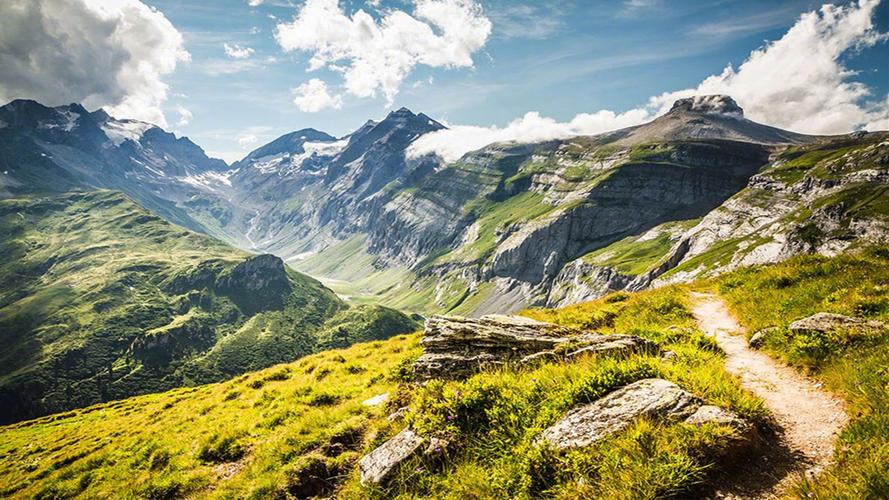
[274,0,491,104]
[409,109,649,162]
[292,78,343,112]
[175,106,192,127]
[224,42,255,59]
[487,3,563,40]
[238,134,259,148]
[646,0,888,135]
[411,0,889,162]
[0,0,189,127]
[248,0,263,6]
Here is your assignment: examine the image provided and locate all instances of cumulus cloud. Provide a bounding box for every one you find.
[292,78,344,112]
[224,43,255,59]
[646,0,888,134]
[274,0,491,104]
[0,0,189,127]
[411,0,888,162]
[410,109,649,162]
[248,0,263,6]
[175,106,193,127]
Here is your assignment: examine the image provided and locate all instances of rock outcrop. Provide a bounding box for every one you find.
[789,312,885,336]
[540,378,748,450]
[413,315,658,379]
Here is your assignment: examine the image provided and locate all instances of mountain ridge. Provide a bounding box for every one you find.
[1,96,885,318]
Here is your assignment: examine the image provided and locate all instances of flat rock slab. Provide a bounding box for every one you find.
[789,312,885,335]
[540,378,746,450]
[414,314,659,379]
[359,428,425,486]
[565,335,659,358]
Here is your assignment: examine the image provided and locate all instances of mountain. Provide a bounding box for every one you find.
[0,190,418,424]
[288,96,886,314]
[0,99,253,241]
[2,96,885,318]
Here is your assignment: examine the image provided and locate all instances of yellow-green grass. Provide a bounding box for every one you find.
[0,283,767,499]
[0,335,421,499]
[338,285,767,498]
[713,247,889,498]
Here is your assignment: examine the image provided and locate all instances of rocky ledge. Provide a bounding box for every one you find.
[359,317,751,487]
[413,314,659,379]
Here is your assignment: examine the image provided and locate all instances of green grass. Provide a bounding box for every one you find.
[582,220,698,275]
[339,286,767,499]
[0,278,767,499]
[0,191,416,424]
[0,335,422,499]
[713,247,889,498]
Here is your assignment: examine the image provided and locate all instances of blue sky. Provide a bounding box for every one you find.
[2,0,886,162]
[145,0,888,162]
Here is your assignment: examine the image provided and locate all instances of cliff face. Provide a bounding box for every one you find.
[547,132,889,308]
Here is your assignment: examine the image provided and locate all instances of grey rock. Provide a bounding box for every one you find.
[565,335,659,358]
[358,428,425,486]
[683,404,749,433]
[540,379,701,450]
[748,327,777,348]
[413,314,658,379]
[789,313,885,336]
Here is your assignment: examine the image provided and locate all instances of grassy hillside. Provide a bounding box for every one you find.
[0,191,418,424]
[0,282,768,498]
[713,247,889,498]
[2,246,886,498]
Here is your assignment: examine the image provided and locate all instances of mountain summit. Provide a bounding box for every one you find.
[669,95,745,116]
[601,95,814,146]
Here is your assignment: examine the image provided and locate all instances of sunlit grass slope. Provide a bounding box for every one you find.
[0,190,417,424]
[0,284,767,499]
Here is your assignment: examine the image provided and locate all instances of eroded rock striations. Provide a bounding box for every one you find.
[540,378,750,450]
[413,314,658,379]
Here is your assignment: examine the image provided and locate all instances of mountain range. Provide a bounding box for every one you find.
[2,95,887,319]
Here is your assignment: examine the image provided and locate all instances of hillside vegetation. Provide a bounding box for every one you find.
[0,282,768,498]
[0,191,418,424]
[714,247,889,498]
[1,247,886,498]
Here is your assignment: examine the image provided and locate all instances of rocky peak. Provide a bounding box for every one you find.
[669,95,744,118]
[216,254,293,314]
[237,128,337,164]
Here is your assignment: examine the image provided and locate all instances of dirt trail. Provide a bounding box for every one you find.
[689,292,848,499]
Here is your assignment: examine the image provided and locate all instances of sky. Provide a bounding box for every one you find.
[0,0,887,163]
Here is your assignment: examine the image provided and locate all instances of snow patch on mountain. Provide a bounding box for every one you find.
[179,170,236,192]
[250,139,349,175]
[38,110,81,132]
[102,119,154,146]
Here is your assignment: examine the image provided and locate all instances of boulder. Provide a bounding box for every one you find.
[413,314,659,379]
[539,378,747,451]
[359,428,425,486]
[789,313,885,336]
[748,327,778,348]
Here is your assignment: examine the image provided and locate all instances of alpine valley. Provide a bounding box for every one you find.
[3,95,886,319]
[1,93,888,498]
